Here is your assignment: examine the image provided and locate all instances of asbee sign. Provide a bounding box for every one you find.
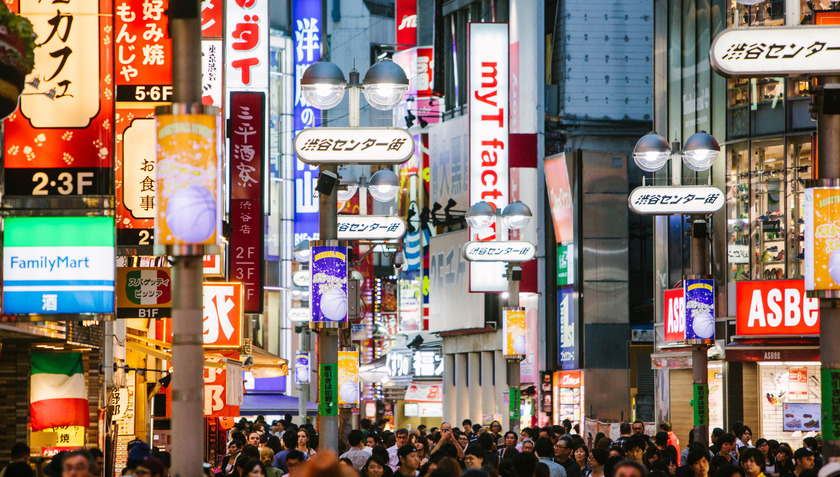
[3,217,115,315]
[736,280,819,336]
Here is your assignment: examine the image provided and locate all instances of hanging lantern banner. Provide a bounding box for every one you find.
[804,187,840,291]
[683,278,715,342]
[4,0,114,198]
[309,244,349,325]
[338,349,360,407]
[295,352,311,385]
[154,106,221,250]
[503,307,526,358]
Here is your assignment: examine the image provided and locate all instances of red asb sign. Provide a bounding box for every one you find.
[663,288,685,342]
[736,280,820,336]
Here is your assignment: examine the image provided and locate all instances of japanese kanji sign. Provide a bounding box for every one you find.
[114,0,173,100]
[230,92,265,200]
[294,128,415,165]
[225,0,268,89]
[462,240,536,263]
[116,267,172,319]
[710,26,840,77]
[628,186,724,215]
[337,215,407,240]
[202,282,244,348]
[116,111,157,252]
[230,199,264,313]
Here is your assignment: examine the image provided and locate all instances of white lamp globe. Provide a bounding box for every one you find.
[502,201,532,230]
[633,132,671,172]
[300,60,347,110]
[682,131,720,172]
[465,201,497,230]
[368,169,400,202]
[293,241,311,263]
[362,59,409,110]
[337,174,359,202]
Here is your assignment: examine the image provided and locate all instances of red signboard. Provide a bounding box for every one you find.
[203,283,244,348]
[555,370,581,388]
[663,288,685,342]
[736,280,820,336]
[230,200,263,313]
[396,0,417,50]
[114,0,173,91]
[202,0,224,38]
[204,350,240,417]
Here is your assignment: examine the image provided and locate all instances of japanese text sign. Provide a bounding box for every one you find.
[503,307,526,357]
[202,0,223,38]
[289,307,310,322]
[557,244,574,285]
[202,40,223,107]
[462,241,536,262]
[294,128,415,165]
[116,111,156,251]
[805,187,840,291]
[337,350,359,407]
[629,186,724,215]
[114,0,172,88]
[711,26,840,77]
[202,282,243,348]
[337,215,407,240]
[116,267,172,319]
[683,279,715,341]
[558,286,577,369]
[404,382,443,402]
[230,92,265,200]
[225,0,269,89]
[693,383,709,426]
[736,280,819,336]
[230,200,264,313]
[663,288,685,342]
[310,245,348,324]
[318,363,338,416]
[789,366,808,401]
[5,0,113,197]
[204,351,240,417]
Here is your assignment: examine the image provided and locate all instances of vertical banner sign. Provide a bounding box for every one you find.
[113,0,173,101]
[155,109,221,248]
[396,0,417,50]
[663,288,685,342]
[295,352,311,385]
[202,282,244,348]
[116,112,157,252]
[5,0,114,197]
[319,363,338,416]
[509,386,521,420]
[693,383,709,426]
[3,217,116,315]
[557,244,573,286]
[683,279,715,341]
[338,350,360,407]
[804,187,840,291]
[229,92,266,313]
[293,0,323,245]
[310,245,348,324]
[503,308,526,357]
[544,153,574,244]
[822,369,840,439]
[225,0,269,90]
[201,0,224,38]
[468,23,509,292]
[558,286,577,369]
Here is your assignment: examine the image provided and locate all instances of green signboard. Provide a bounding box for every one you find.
[822,369,840,439]
[557,244,573,286]
[693,383,709,426]
[509,387,521,420]
[318,364,338,416]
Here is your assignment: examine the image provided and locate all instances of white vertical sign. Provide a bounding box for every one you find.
[225,0,269,90]
[469,23,509,292]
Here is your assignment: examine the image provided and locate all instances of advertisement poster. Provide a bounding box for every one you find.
[503,308,526,357]
[683,279,715,341]
[398,279,422,331]
[663,288,685,342]
[310,245,348,323]
[558,286,577,369]
[545,153,574,244]
[783,402,821,431]
[116,268,172,319]
[805,187,840,290]
[295,353,311,385]
[789,366,808,401]
[337,350,359,406]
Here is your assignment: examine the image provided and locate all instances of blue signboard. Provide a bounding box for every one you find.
[293,0,323,245]
[684,278,715,340]
[310,245,348,323]
[558,286,577,369]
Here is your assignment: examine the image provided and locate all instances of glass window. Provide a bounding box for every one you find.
[752,139,785,281]
[787,136,813,279]
[727,142,750,282]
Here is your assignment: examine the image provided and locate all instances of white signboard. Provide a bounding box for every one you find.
[728,244,749,264]
[428,230,486,332]
[710,26,840,77]
[225,0,269,90]
[628,186,724,215]
[462,241,536,262]
[294,128,415,165]
[292,270,310,287]
[288,307,310,322]
[469,23,510,292]
[337,216,407,240]
[122,118,157,220]
[429,114,469,210]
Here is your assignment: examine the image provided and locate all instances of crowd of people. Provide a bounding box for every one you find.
[0,418,833,477]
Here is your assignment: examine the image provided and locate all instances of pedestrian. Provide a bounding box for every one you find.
[614,425,632,451]
[297,429,317,458]
[465,445,486,470]
[588,448,609,477]
[477,433,500,470]
[259,448,282,477]
[740,448,766,477]
[613,460,648,477]
[223,440,244,476]
[781,448,815,477]
[341,430,373,471]
[553,436,581,477]
[573,445,591,477]
[388,429,410,470]
[135,456,165,477]
[736,428,754,450]
[60,450,95,477]
[394,445,421,477]
[660,423,680,465]
[774,446,794,477]
[242,459,268,477]
[285,450,306,477]
[1,443,32,477]
[716,435,738,466]
[535,438,567,477]
[501,433,518,456]
[521,440,535,454]
[687,450,711,477]
[623,436,647,466]
[643,448,660,470]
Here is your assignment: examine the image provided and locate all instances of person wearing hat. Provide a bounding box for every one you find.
[393,444,420,477]
[783,448,816,477]
[134,456,165,477]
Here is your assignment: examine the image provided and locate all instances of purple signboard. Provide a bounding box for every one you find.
[684,278,715,341]
[310,245,348,323]
[295,352,311,385]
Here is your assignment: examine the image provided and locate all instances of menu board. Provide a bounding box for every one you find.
[782,402,821,431]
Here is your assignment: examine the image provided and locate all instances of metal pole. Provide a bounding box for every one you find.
[689,217,709,448]
[168,3,205,475]
[507,264,521,434]
[816,76,840,461]
[299,327,310,425]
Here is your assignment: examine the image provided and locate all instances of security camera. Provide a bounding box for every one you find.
[392,250,405,270]
[315,170,339,196]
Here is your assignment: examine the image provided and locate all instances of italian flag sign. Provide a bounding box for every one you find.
[30,352,89,431]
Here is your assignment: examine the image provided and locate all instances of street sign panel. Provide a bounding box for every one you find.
[294,128,415,165]
[289,307,311,322]
[462,241,536,262]
[628,186,724,215]
[710,26,840,77]
[337,215,407,240]
[292,270,310,288]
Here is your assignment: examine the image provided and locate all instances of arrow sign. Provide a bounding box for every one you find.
[294,127,415,165]
[462,241,536,262]
[710,26,840,77]
[337,215,407,240]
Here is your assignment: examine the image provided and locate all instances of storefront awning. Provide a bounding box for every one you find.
[240,393,318,416]
[249,346,288,378]
[725,338,819,362]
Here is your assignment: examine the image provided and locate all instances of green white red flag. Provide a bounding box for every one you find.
[30,352,89,431]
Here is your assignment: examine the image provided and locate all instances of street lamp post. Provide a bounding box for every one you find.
[298,59,408,451]
[631,131,722,448]
[464,200,534,435]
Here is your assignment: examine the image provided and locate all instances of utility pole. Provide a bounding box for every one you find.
[167,2,206,475]
[689,216,709,448]
[507,264,522,435]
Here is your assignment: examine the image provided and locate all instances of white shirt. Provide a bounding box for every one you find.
[387,445,399,471]
[340,447,372,471]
